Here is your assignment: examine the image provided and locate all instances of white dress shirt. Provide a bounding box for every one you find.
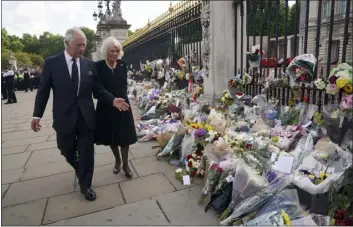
[64,50,81,96]
[3,70,14,77]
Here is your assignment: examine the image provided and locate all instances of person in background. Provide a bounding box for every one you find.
[3,65,17,104]
[94,37,137,178]
[24,67,33,92]
[2,71,8,100]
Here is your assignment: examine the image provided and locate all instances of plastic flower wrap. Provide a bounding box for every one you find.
[247,44,265,69]
[340,94,353,115]
[200,161,224,203]
[208,109,227,133]
[293,144,352,195]
[279,104,301,126]
[244,210,291,226]
[322,103,352,145]
[326,63,353,95]
[220,172,292,225]
[259,98,281,128]
[179,132,195,164]
[286,54,317,84]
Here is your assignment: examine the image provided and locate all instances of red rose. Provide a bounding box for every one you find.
[191,171,197,177]
[186,155,192,160]
[245,144,252,149]
[187,161,193,168]
[235,92,244,96]
[299,75,306,81]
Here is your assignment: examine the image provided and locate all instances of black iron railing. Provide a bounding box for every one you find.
[233,0,352,110]
[123,1,202,70]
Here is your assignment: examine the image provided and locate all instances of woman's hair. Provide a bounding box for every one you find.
[101,36,124,60]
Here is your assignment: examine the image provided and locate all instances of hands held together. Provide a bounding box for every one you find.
[113,98,129,111]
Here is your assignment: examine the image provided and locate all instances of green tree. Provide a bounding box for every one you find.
[80,27,95,58]
[38,32,65,58]
[128,29,134,37]
[14,52,32,66]
[1,28,11,49]
[28,53,44,67]
[21,33,41,54]
[10,40,24,53]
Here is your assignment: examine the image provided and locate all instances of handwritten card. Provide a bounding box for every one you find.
[271,153,294,174]
[182,175,191,185]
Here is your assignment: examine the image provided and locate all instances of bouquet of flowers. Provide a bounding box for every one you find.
[220,172,292,225]
[199,162,224,203]
[326,63,353,95]
[262,70,289,93]
[247,44,265,69]
[322,104,352,145]
[185,153,203,178]
[259,98,281,128]
[286,54,317,84]
[279,104,301,126]
[244,210,292,226]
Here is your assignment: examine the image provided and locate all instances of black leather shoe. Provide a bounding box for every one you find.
[122,166,133,178]
[80,187,96,201]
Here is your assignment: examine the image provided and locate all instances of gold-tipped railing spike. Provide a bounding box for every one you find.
[122,0,201,47]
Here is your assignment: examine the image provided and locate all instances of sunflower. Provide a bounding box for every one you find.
[343,84,353,93]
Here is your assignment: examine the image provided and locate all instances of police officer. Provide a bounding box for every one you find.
[3,65,17,104]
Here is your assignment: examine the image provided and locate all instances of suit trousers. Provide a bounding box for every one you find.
[56,106,94,189]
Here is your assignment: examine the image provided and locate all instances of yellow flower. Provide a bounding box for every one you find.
[308,174,315,180]
[343,84,353,93]
[319,171,329,180]
[203,124,213,131]
[336,77,349,89]
[281,210,291,226]
[272,136,279,143]
[190,123,203,129]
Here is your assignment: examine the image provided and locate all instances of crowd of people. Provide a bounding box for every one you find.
[1,66,42,104]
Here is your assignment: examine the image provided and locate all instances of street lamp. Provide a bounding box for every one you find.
[93,0,112,21]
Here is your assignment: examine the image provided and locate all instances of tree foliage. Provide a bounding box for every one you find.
[247,1,299,37]
[1,27,96,69]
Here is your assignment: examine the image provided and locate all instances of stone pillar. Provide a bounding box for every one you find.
[203,1,245,103]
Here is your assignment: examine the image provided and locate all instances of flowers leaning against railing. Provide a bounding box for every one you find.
[247,44,265,69]
[326,63,353,95]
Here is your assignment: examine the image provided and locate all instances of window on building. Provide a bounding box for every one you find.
[329,40,340,64]
[322,1,331,18]
[339,0,347,14]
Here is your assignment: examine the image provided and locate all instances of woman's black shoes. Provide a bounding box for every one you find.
[122,166,133,178]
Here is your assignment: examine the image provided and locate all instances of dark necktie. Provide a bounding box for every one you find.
[71,58,79,96]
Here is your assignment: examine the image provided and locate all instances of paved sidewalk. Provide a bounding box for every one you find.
[1,91,218,226]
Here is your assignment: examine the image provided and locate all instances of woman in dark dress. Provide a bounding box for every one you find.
[95,37,137,178]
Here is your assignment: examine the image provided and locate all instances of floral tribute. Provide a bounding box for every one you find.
[326,63,352,95]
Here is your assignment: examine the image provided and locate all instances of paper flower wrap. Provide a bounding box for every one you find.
[286,54,317,84]
[326,63,353,95]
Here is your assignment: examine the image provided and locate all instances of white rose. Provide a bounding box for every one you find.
[175,168,182,173]
[192,154,197,158]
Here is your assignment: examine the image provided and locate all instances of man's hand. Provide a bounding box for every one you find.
[113,98,129,111]
[31,118,42,132]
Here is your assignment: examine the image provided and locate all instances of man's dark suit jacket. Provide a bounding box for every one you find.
[33,52,115,134]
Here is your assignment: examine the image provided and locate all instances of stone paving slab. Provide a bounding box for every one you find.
[50,199,169,226]
[94,151,134,167]
[2,127,54,141]
[129,141,160,158]
[21,161,73,181]
[26,141,58,152]
[1,198,47,226]
[2,184,10,197]
[1,144,29,156]
[120,173,175,203]
[2,135,49,148]
[2,152,31,170]
[43,183,124,224]
[131,156,203,190]
[25,148,65,167]
[2,172,74,207]
[155,186,220,226]
[2,168,25,184]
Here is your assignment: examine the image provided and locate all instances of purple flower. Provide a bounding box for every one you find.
[194,128,207,138]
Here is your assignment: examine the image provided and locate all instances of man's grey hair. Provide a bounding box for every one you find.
[64,27,86,47]
[101,36,124,60]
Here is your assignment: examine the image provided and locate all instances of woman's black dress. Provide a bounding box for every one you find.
[95,59,137,146]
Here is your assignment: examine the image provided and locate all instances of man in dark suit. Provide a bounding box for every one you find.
[31,28,129,201]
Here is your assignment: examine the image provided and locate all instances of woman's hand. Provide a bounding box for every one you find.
[113,98,129,111]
